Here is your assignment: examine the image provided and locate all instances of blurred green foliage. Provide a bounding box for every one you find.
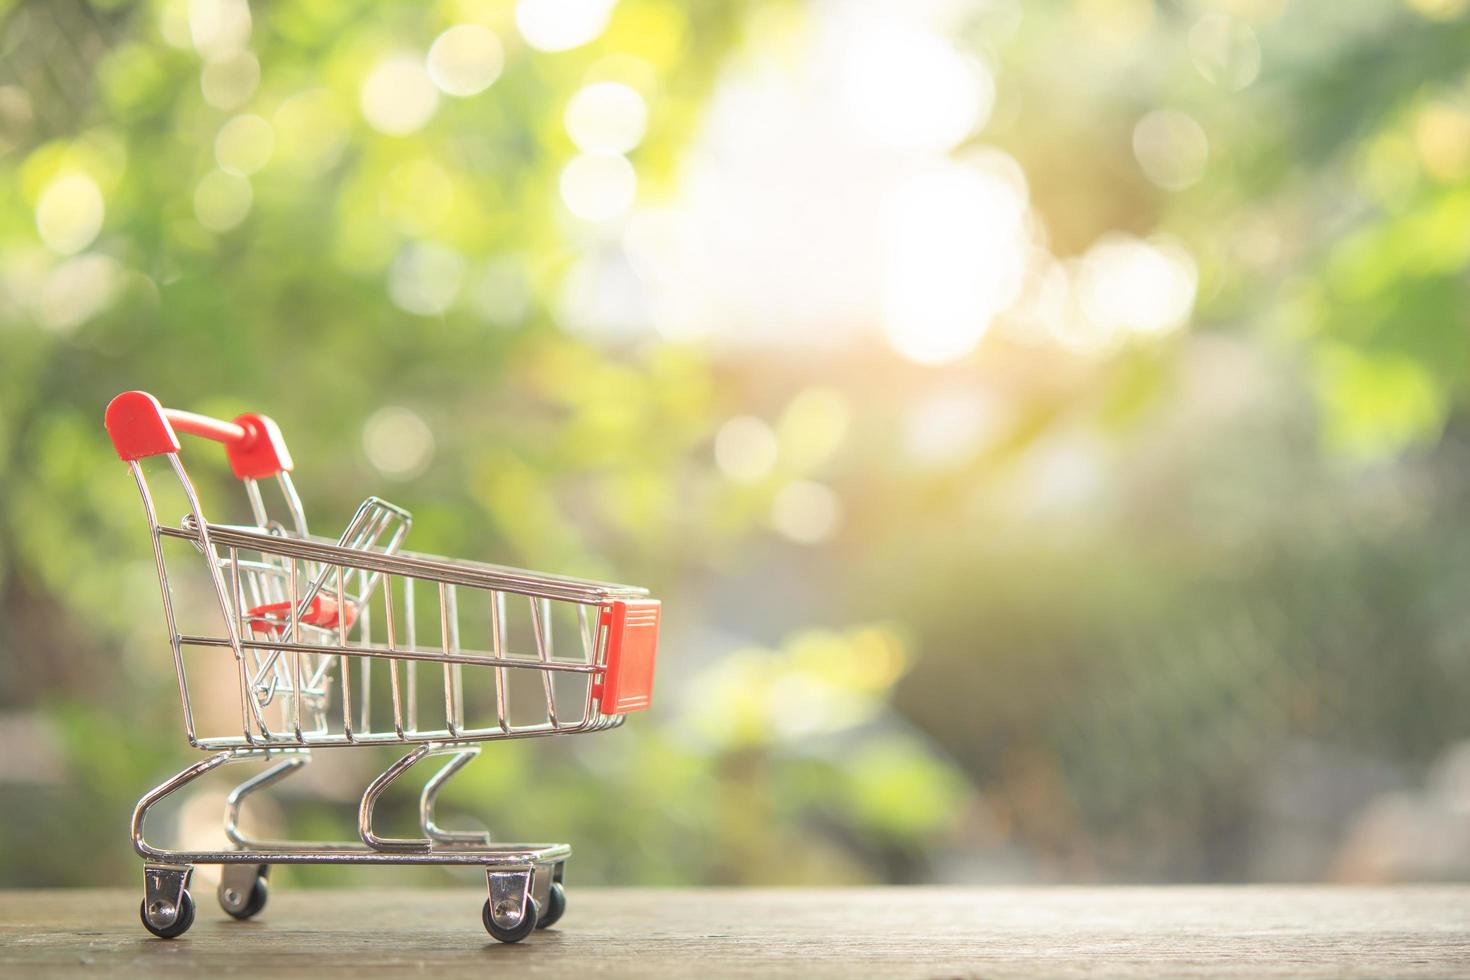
[3,0,1470,891]
[0,0,972,889]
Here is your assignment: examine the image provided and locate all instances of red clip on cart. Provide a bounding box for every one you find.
[105,391,660,942]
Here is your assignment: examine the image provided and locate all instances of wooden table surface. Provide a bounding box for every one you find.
[1,886,1467,978]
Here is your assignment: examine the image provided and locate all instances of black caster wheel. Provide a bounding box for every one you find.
[140,890,196,939]
[219,869,269,920]
[536,882,566,930]
[483,896,540,943]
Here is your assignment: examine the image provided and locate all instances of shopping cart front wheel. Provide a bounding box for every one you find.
[483,896,541,943]
[139,864,197,940]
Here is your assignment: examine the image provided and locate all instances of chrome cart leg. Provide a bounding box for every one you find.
[214,752,307,922]
[483,868,539,944]
[140,864,196,939]
[133,750,245,862]
[361,742,491,852]
[215,751,307,916]
[420,747,491,847]
[224,752,309,848]
[360,744,437,852]
[132,749,281,933]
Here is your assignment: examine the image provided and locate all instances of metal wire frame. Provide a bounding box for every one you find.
[118,421,653,940]
[131,452,643,751]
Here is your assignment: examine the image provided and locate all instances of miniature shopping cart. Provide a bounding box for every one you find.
[104,391,660,942]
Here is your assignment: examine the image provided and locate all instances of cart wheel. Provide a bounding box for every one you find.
[536,883,566,930]
[140,890,196,939]
[219,872,269,920]
[483,896,540,944]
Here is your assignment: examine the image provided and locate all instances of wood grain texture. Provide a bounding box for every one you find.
[1,886,1467,978]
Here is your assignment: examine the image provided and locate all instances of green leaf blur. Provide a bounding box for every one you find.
[3,0,1470,889]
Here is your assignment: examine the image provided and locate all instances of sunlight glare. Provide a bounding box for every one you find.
[880,161,1028,365]
[839,18,992,153]
[1076,233,1198,339]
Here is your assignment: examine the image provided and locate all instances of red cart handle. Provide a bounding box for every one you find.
[105,390,293,480]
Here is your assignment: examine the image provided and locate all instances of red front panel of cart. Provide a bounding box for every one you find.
[599,600,659,713]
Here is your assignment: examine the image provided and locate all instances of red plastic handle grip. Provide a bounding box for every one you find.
[105,390,294,479]
[165,409,249,446]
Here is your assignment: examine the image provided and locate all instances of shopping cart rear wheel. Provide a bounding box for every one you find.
[139,890,196,939]
[219,869,269,920]
[482,896,540,943]
[536,882,566,929]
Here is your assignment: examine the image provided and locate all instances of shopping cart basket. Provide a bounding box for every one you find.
[104,391,660,942]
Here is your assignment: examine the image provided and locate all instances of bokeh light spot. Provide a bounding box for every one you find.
[771,481,842,544]
[158,0,191,49]
[1189,14,1261,91]
[427,25,504,97]
[388,241,465,316]
[360,56,439,136]
[362,406,435,479]
[1076,233,1197,339]
[1403,0,1470,20]
[213,114,273,176]
[1414,103,1470,183]
[559,153,637,221]
[37,253,120,332]
[905,390,994,465]
[777,388,849,472]
[192,169,252,232]
[715,416,779,482]
[1133,110,1209,191]
[35,173,104,255]
[565,81,648,154]
[187,0,251,58]
[839,18,992,152]
[880,161,1028,365]
[200,50,259,109]
[516,0,617,53]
